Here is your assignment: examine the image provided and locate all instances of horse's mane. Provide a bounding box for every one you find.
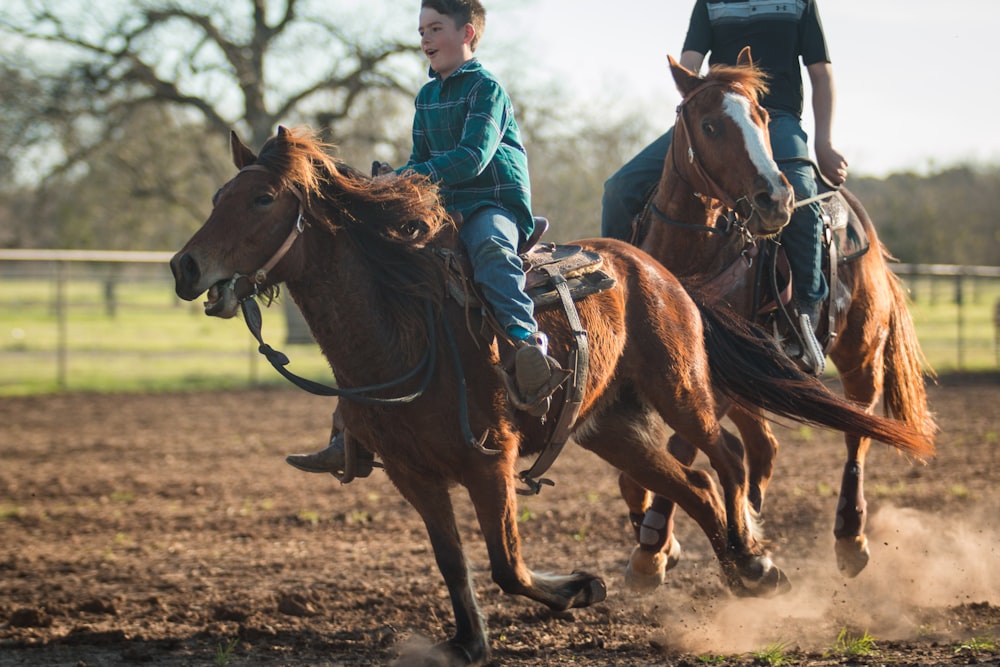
[256,127,455,340]
[255,127,453,245]
[704,62,770,103]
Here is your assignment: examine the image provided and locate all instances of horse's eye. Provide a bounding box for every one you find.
[701,119,718,137]
[254,194,275,207]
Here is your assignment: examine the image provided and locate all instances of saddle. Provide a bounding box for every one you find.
[760,187,871,353]
[695,185,870,361]
[443,217,617,312]
[440,216,617,495]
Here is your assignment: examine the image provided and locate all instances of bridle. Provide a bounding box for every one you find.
[648,80,764,240]
[222,163,308,301]
[672,81,747,212]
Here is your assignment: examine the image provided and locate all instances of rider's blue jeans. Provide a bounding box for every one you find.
[601,110,828,312]
[601,127,675,241]
[460,206,538,337]
[769,112,827,312]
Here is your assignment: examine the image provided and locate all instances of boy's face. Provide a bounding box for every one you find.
[418,8,474,80]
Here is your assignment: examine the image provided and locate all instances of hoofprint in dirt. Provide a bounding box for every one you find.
[0,374,997,666]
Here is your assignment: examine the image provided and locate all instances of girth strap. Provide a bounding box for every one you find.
[517,267,590,495]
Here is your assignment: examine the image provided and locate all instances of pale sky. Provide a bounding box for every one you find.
[477,0,998,177]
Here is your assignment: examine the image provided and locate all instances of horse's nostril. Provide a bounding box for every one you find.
[754,192,774,211]
[174,253,200,287]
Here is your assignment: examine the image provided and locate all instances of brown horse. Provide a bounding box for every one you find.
[170,127,933,665]
[621,51,938,590]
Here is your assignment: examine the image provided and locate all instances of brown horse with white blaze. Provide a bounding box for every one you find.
[620,49,938,590]
[170,127,933,666]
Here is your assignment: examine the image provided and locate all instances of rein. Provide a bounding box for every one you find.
[648,201,737,237]
[241,296,437,406]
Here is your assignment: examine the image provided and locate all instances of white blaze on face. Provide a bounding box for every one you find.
[721,92,786,194]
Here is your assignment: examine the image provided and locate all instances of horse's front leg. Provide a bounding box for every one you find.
[464,456,607,611]
[388,467,489,667]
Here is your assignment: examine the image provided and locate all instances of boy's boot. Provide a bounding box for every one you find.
[514,332,555,417]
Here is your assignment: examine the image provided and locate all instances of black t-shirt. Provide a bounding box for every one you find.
[682,0,830,117]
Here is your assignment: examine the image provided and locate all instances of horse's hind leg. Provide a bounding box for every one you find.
[581,406,784,596]
[464,456,607,612]
[728,405,780,514]
[387,469,490,666]
[831,360,882,577]
[644,388,787,596]
[621,406,778,593]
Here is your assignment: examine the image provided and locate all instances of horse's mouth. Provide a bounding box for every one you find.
[204,280,240,319]
[752,224,785,241]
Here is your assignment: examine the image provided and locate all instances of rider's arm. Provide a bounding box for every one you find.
[679,50,705,74]
[401,77,509,187]
[807,61,848,185]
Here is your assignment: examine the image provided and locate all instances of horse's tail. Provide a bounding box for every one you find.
[696,300,936,460]
[842,184,939,442]
[883,255,936,433]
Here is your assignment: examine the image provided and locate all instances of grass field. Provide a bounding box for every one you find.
[0,265,331,395]
[1,265,998,396]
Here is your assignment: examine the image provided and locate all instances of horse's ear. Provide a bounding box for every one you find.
[737,46,753,68]
[230,131,257,169]
[668,54,700,96]
[277,125,289,138]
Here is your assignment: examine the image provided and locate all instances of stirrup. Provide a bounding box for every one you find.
[798,313,826,376]
[497,359,572,418]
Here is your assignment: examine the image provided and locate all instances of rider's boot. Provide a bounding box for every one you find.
[514,331,558,417]
[286,411,375,479]
[286,432,348,473]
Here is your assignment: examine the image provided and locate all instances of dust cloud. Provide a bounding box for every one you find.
[649,503,999,655]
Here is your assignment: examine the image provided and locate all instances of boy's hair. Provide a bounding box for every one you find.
[421,0,486,51]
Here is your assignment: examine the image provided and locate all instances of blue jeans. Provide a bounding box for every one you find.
[460,206,537,336]
[768,112,827,310]
[601,111,828,310]
[601,127,675,241]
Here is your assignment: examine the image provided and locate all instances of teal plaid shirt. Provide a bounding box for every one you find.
[401,59,534,237]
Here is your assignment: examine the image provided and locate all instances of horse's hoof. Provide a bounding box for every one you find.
[569,572,607,608]
[835,535,870,577]
[734,555,791,598]
[413,638,487,667]
[624,537,681,594]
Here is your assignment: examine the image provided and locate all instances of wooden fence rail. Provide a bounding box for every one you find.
[1,251,998,393]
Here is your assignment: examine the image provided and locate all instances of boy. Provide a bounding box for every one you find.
[286,0,553,476]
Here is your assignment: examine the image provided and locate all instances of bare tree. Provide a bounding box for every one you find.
[0,0,422,174]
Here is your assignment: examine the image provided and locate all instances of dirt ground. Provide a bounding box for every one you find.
[1,373,998,666]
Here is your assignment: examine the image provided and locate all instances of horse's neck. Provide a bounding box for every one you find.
[642,174,738,278]
[283,229,419,387]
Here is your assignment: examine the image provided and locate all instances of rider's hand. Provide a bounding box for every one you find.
[371,161,393,179]
[816,143,848,186]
